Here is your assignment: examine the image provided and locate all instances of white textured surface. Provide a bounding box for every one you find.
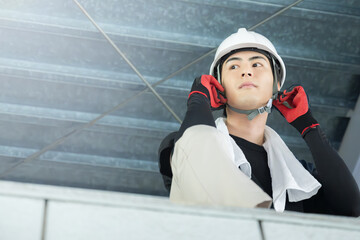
[0,195,44,240]
[45,201,261,240]
[0,180,359,240]
[263,221,360,240]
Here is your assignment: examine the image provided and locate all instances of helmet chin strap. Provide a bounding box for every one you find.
[227,98,273,120]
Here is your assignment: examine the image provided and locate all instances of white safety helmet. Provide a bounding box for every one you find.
[209,28,286,90]
[209,28,287,120]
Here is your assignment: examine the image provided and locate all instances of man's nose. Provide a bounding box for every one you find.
[241,66,253,77]
[241,65,253,77]
[241,72,252,77]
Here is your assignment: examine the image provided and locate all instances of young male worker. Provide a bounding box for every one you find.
[158,28,360,216]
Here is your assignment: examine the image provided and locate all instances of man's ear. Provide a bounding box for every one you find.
[277,81,281,91]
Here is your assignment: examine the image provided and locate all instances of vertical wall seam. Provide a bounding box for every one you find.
[41,199,49,240]
[258,220,266,240]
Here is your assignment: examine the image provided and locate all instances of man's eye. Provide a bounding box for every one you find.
[253,63,262,67]
[230,65,239,69]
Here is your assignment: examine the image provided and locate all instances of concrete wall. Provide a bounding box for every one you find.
[0,181,359,240]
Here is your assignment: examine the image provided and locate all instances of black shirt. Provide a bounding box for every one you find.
[230,134,273,198]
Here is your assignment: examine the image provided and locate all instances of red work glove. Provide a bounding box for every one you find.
[188,75,227,110]
[273,86,319,137]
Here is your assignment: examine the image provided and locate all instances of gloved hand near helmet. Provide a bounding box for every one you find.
[188,75,227,110]
[173,75,227,143]
[273,86,319,137]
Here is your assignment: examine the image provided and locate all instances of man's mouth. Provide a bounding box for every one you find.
[239,82,257,89]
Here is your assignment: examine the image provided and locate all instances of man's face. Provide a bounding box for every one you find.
[221,51,274,111]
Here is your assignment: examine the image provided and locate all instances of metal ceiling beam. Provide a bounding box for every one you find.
[0,102,180,133]
[0,145,158,172]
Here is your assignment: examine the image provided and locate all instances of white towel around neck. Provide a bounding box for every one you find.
[215,117,321,212]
